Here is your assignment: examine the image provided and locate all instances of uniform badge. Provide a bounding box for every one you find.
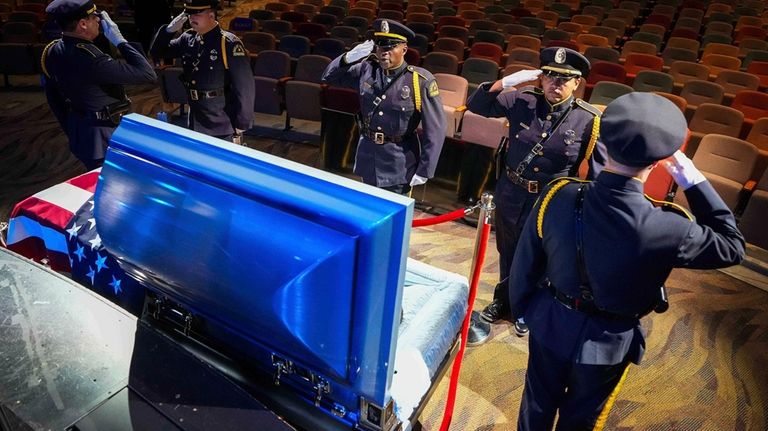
[428,80,440,98]
[401,85,410,99]
[210,49,218,61]
[232,43,246,57]
[555,48,567,64]
[381,20,389,33]
[564,129,576,145]
[519,122,530,130]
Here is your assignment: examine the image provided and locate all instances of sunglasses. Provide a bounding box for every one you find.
[541,70,578,80]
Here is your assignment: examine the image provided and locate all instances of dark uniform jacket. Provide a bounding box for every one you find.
[322,55,446,187]
[467,84,603,183]
[150,24,254,137]
[43,36,156,161]
[510,172,745,366]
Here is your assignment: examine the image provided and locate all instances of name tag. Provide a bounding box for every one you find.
[519,122,530,130]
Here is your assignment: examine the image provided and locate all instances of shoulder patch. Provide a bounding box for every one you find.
[575,98,602,116]
[428,80,439,97]
[232,42,246,57]
[644,195,694,221]
[537,178,590,238]
[75,43,102,57]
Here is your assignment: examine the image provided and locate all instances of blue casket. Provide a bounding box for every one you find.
[92,115,468,430]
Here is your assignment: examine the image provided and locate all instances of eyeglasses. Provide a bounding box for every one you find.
[541,70,578,81]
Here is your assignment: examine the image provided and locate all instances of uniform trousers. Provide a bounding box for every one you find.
[518,333,630,431]
[380,183,412,196]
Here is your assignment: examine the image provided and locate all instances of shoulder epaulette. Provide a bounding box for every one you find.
[644,195,694,221]
[40,39,59,78]
[75,43,102,58]
[537,177,590,238]
[575,98,602,116]
[521,87,544,95]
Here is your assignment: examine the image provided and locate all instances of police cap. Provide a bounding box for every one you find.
[184,0,219,13]
[45,0,98,25]
[540,47,590,78]
[373,19,415,48]
[601,93,688,167]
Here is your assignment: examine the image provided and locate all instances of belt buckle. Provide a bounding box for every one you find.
[189,89,198,101]
[527,181,539,194]
[374,132,385,145]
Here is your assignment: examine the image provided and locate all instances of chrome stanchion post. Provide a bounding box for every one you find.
[466,192,494,347]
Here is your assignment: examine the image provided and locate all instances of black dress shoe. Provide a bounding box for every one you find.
[513,318,529,337]
[479,299,510,323]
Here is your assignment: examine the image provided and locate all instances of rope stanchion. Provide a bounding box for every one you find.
[411,207,471,227]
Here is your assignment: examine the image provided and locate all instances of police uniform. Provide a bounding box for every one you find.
[43,0,156,169]
[321,19,446,193]
[466,47,603,322]
[149,0,254,140]
[510,93,745,430]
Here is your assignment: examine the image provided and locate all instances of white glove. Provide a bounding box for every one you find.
[662,150,707,190]
[410,174,428,187]
[167,12,188,33]
[502,69,543,89]
[233,129,245,145]
[344,40,374,64]
[100,12,127,46]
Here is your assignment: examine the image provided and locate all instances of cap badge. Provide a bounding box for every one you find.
[555,48,567,64]
[381,20,389,33]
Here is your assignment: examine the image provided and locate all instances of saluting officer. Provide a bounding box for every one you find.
[509,93,745,430]
[466,47,604,333]
[43,0,156,170]
[321,19,446,195]
[150,0,254,143]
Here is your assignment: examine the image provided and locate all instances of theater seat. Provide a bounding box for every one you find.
[252,50,291,116]
[434,73,468,139]
[739,169,768,250]
[285,55,331,128]
[158,66,188,115]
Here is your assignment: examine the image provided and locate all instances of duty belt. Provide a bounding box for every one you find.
[189,88,224,101]
[362,130,410,144]
[547,283,640,321]
[505,167,539,193]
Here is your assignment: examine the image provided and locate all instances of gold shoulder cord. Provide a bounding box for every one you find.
[536,179,570,238]
[220,34,229,69]
[584,115,600,161]
[40,40,57,78]
[643,195,694,221]
[412,71,421,112]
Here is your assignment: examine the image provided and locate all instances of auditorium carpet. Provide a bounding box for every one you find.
[1,1,767,429]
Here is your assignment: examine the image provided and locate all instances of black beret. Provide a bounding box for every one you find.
[540,47,591,77]
[45,0,97,25]
[601,93,688,167]
[184,0,219,13]
[373,19,415,46]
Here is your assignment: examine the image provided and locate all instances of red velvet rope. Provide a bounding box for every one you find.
[411,207,469,227]
[438,219,492,431]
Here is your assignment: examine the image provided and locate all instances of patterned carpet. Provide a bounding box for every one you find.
[1,1,767,430]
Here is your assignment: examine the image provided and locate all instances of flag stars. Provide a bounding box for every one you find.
[94,253,108,273]
[86,266,96,285]
[89,234,102,250]
[87,217,97,230]
[66,222,82,240]
[74,244,86,262]
[109,275,122,295]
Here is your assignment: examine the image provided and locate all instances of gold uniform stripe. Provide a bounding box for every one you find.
[644,195,694,220]
[220,34,228,69]
[374,32,407,41]
[593,364,631,431]
[413,72,421,112]
[541,65,582,76]
[584,116,600,161]
[40,40,57,78]
[86,5,96,14]
[185,5,210,10]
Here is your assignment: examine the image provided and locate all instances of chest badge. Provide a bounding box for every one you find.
[401,85,410,99]
[564,129,576,145]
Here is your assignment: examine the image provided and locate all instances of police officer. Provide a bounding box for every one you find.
[466,47,603,333]
[43,0,156,170]
[150,0,254,143]
[321,19,446,195]
[509,93,745,430]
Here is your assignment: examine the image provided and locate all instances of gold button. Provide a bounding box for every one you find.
[379,111,384,116]
[377,126,382,130]
[541,132,548,138]
[515,134,519,138]
[382,95,386,99]
[191,80,196,84]
[546,115,552,120]
[538,151,544,156]
[533,167,540,172]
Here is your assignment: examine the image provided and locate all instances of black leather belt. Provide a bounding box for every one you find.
[547,283,640,320]
[189,88,224,101]
[362,130,410,144]
[505,167,539,193]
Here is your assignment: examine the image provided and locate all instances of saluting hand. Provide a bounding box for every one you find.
[100,12,127,46]
[344,40,374,64]
[167,12,188,33]
[662,150,707,190]
[501,69,543,90]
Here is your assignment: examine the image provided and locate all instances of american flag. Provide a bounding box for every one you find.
[7,170,145,315]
